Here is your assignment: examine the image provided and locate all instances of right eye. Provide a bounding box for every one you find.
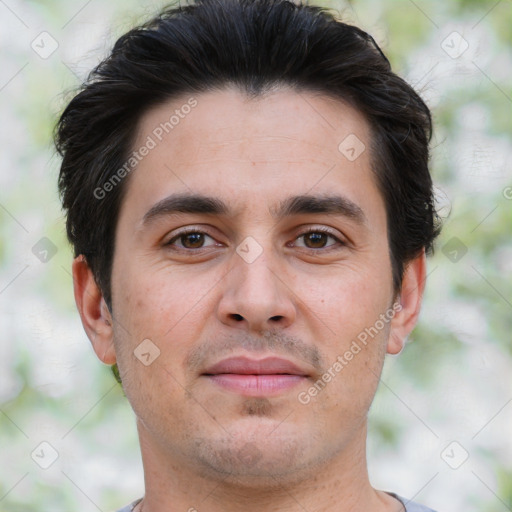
[164,229,220,251]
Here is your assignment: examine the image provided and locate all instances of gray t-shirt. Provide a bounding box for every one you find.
[116,493,438,511]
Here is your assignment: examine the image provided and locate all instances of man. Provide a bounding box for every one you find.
[55,0,441,510]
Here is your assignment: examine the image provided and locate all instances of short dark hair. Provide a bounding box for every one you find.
[55,0,441,310]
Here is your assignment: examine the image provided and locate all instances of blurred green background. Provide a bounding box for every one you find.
[0,0,511,510]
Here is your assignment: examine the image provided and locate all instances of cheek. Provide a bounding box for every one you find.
[300,267,392,396]
[111,264,221,391]
[111,270,202,422]
[303,264,392,334]
[114,261,208,339]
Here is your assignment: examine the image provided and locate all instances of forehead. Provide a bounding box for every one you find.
[119,86,383,227]
[136,86,370,160]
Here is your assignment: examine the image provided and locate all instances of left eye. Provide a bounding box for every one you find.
[294,230,341,249]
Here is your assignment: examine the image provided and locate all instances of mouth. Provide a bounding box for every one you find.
[202,356,309,397]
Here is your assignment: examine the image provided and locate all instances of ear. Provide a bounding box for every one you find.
[387,250,427,355]
[72,255,116,364]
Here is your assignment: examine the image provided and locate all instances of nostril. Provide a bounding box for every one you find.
[232,314,244,321]
[270,315,283,322]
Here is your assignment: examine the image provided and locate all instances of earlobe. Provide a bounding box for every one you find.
[387,250,427,355]
[72,256,116,365]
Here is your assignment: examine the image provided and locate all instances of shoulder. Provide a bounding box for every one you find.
[113,498,142,512]
[389,492,439,512]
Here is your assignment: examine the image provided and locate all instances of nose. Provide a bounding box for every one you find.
[216,248,297,333]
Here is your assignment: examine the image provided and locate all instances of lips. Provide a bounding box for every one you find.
[204,356,308,376]
[202,356,309,397]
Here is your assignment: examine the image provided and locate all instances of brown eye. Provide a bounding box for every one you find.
[180,232,205,248]
[294,229,341,250]
[303,232,330,248]
[166,230,217,250]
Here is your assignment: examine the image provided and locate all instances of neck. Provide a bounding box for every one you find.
[134,420,401,512]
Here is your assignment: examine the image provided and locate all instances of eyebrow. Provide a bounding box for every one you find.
[141,192,366,226]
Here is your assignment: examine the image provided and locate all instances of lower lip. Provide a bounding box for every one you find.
[205,374,306,396]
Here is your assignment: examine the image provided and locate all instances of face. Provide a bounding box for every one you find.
[82,87,420,485]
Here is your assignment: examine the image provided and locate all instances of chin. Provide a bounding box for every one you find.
[190,419,324,485]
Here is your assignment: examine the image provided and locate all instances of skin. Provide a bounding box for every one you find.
[73,87,426,512]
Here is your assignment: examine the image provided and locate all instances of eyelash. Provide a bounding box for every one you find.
[165,226,345,252]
